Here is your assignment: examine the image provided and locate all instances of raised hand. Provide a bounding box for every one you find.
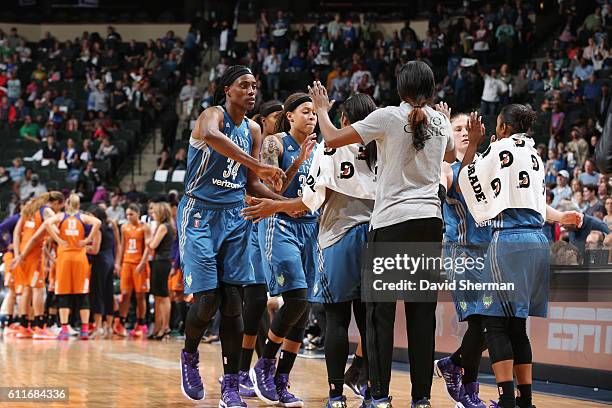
[297,134,318,164]
[308,81,335,112]
[435,101,451,120]
[466,111,485,146]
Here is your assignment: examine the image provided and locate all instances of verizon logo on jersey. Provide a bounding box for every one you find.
[212,178,242,189]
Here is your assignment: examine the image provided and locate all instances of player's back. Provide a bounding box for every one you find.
[184,107,252,206]
[123,222,145,264]
[19,206,46,255]
[58,213,86,253]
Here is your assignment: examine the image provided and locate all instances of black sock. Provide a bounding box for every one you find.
[35,316,44,328]
[20,315,27,327]
[7,316,14,326]
[137,318,145,326]
[497,381,516,408]
[240,347,255,372]
[262,337,283,359]
[516,384,532,408]
[329,381,344,398]
[276,350,297,375]
[28,319,33,329]
[352,355,364,369]
[450,349,462,366]
[49,314,57,327]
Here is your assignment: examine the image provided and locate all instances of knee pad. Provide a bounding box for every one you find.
[243,285,268,336]
[192,289,221,323]
[270,290,308,338]
[509,318,532,365]
[483,316,513,364]
[220,284,243,317]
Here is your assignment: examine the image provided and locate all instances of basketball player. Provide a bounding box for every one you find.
[248,92,318,407]
[242,94,377,408]
[460,106,583,408]
[2,244,19,335]
[12,192,65,339]
[309,61,455,408]
[177,65,286,406]
[43,237,59,334]
[43,193,101,340]
[115,204,151,337]
[237,99,284,398]
[432,105,492,408]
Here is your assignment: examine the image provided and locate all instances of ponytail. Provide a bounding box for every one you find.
[274,93,311,135]
[407,104,429,151]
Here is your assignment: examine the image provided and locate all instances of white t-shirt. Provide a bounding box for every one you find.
[481,75,508,103]
[352,102,454,229]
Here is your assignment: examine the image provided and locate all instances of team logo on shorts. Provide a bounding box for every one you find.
[499,151,514,168]
[483,295,493,309]
[185,274,192,288]
[276,274,285,287]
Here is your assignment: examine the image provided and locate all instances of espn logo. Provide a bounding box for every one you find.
[547,306,612,354]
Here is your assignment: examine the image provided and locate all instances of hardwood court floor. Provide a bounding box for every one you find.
[0,336,607,408]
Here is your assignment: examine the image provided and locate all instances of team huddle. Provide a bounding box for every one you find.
[2,61,584,408]
[3,195,183,341]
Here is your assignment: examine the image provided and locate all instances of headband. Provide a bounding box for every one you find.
[223,66,253,88]
[260,102,284,117]
[285,95,312,113]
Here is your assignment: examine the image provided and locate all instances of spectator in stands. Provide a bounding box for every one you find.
[92,185,109,204]
[569,214,609,257]
[604,197,612,228]
[106,192,126,224]
[271,10,290,51]
[157,149,173,171]
[80,139,93,162]
[263,46,281,99]
[8,157,25,189]
[7,70,21,104]
[568,128,590,170]
[42,134,61,163]
[552,170,573,208]
[20,173,47,200]
[95,137,118,161]
[0,166,9,188]
[479,65,508,115]
[583,185,605,219]
[579,158,602,186]
[19,115,40,143]
[90,82,109,113]
[110,80,128,120]
[573,58,595,81]
[173,147,187,171]
[125,182,144,204]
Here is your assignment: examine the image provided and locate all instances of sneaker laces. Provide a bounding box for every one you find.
[222,375,243,404]
[275,375,296,399]
[184,353,203,388]
[259,360,277,391]
[442,363,462,390]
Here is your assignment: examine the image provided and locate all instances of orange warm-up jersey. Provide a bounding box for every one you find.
[17,206,47,288]
[122,222,147,264]
[55,213,90,295]
[120,222,150,294]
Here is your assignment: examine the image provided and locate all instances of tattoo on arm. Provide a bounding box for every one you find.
[261,136,281,167]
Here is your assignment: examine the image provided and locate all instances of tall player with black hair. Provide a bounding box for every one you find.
[177,65,286,407]
[459,105,583,408]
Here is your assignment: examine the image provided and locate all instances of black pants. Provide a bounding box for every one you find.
[366,217,442,400]
[89,255,114,316]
